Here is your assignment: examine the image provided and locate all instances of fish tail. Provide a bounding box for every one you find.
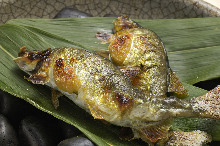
[167,130,211,145]
[191,86,220,119]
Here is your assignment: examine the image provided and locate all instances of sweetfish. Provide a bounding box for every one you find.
[96,15,188,99]
[14,16,220,145]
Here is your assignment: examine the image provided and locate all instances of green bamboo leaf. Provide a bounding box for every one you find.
[8,17,220,84]
[172,117,220,141]
[181,82,207,99]
[171,83,220,140]
[0,17,220,144]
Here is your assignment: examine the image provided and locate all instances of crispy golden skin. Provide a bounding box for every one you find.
[96,15,188,99]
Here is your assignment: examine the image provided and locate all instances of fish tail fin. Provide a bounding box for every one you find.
[191,86,220,119]
[167,130,212,145]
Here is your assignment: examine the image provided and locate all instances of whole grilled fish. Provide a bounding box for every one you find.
[14,46,220,145]
[96,15,188,99]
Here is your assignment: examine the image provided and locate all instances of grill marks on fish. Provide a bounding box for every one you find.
[27,48,52,61]
[55,58,64,67]
[110,27,168,97]
[96,16,187,99]
[109,34,132,66]
[114,92,134,113]
[53,57,80,94]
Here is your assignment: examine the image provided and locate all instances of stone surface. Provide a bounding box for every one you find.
[103,14,118,17]
[1,0,220,25]
[58,136,94,146]
[0,90,36,129]
[58,121,82,139]
[0,89,86,145]
[19,116,62,146]
[0,114,19,146]
[54,8,92,18]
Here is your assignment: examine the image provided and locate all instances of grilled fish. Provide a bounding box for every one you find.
[14,46,220,145]
[96,15,188,99]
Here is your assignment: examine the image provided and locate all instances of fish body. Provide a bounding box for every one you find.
[110,27,168,98]
[46,47,146,125]
[96,15,188,99]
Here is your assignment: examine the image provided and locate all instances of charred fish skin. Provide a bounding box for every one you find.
[97,15,169,98]
[96,15,188,99]
[13,47,194,121]
[14,46,220,144]
[111,27,168,98]
[14,47,147,123]
[47,47,146,124]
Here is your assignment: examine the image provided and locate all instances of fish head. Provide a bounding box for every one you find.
[13,46,51,74]
[113,15,140,33]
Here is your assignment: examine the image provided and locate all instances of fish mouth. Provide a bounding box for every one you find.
[113,15,141,33]
[13,57,41,73]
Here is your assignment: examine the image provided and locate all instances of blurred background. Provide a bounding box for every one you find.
[1,0,220,25]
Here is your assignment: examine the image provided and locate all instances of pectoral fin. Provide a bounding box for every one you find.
[25,73,48,84]
[168,69,188,98]
[51,89,63,109]
[87,103,105,120]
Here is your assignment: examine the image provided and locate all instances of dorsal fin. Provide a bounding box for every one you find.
[168,69,188,98]
[25,73,48,85]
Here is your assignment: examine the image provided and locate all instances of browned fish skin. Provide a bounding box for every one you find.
[14,47,146,120]
[96,15,189,99]
[112,28,168,98]
[102,16,169,98]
